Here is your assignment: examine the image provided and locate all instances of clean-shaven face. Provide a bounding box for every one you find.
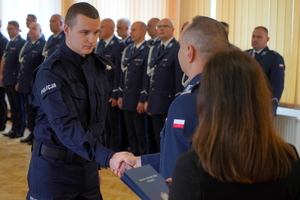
[65,14,100,57]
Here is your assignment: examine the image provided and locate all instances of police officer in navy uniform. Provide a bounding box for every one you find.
[95,18,126,151]
[18,22,45,144]
[0,19,8,131]
[146,18,161,46]
[121,16,230,179]
[116,18,133,46]
[142,18,184,152]
[1,21,26,138]
[27,3,133,199]
[42,14,65,60]
[246,26,285,114]
[118,21,150,156]
[25,14,45,42]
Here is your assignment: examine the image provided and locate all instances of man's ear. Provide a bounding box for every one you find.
[64,24,70,36]
[186,45,195,63]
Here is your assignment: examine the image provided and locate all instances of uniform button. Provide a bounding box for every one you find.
[154,65,156,67]
[168,95,171,97]
[125,86,128,89]
[152,88,154,91]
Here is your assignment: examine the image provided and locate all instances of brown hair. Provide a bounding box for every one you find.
[193,49,297,183]
[65,2,99,29]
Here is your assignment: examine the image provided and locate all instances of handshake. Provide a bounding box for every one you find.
[109,152,142,176]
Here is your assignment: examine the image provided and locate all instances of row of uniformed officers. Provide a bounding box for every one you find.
[0,15,185,156]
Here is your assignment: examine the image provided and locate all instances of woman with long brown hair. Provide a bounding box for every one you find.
[169,49,300,200]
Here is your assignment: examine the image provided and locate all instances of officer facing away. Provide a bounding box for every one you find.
[27,3,133,199]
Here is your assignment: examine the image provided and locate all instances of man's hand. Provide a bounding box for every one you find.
[15,83,19,91]
[136,102,144,114]
[144,101,148,112]
[118,98,123,110]
[109,152,134,173]
[109,153,142,177]
[109,98,118,107]
[98,170,102,184]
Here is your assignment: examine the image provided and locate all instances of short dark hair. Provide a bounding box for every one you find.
[182,16,229,60]
[220,21,229,28]
[65,2,100,29]
[8,21,20,29]
[255,26,269,34]
[28,14,37,21]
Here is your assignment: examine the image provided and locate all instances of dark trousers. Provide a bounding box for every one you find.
[22,93,36,132]
[27,141,102,200]
[5,85,25,134]
[0,86,7,130]
[123,110,147,156]
[151,114,167,152]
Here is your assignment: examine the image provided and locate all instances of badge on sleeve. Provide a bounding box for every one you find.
[173,119,185,128]
[279,64,284,68]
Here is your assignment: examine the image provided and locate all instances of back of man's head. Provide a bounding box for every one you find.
[65,2,99,29]
[182,16,229,60]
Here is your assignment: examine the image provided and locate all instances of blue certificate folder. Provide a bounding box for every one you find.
[121,164,169,200]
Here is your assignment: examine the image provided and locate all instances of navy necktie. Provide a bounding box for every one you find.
[158,44,165,56]
[131,46,137,56]
[98,41,106,54]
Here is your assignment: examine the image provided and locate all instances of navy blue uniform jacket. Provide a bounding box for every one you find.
[30,43,114,167]
[246,46,285,109]
[43,31,65,60]
[95,35,126,99]
[0,32,8,59]
[141,74,201,179]
[119,42,150,111]
[124,36,133,46]
[142,38,183,115]
[2,35,26,86]
[18,37,46,94]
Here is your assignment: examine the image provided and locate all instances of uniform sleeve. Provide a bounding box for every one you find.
[140,46,154,102]
[169,151,202,200]
[34,69,114,168]
[118,45,128,98]
[269,54,285,106]
[141,153,161,173]
[159,93,198,179]
[111,43,126,99]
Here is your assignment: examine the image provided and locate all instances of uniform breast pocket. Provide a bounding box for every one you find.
[132,60,144,67]
[68,82,86,100]
[161,61,171,68]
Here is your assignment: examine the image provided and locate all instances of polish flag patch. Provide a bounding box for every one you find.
[173,119,185,129]
[279,64,284,68]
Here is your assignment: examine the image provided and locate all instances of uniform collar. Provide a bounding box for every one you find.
[104,34,114,46]
[61,42,87,64]
[183,73,201,92]
[161,37,174,48]
[134,40,145,50]
[10,34,20,42]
